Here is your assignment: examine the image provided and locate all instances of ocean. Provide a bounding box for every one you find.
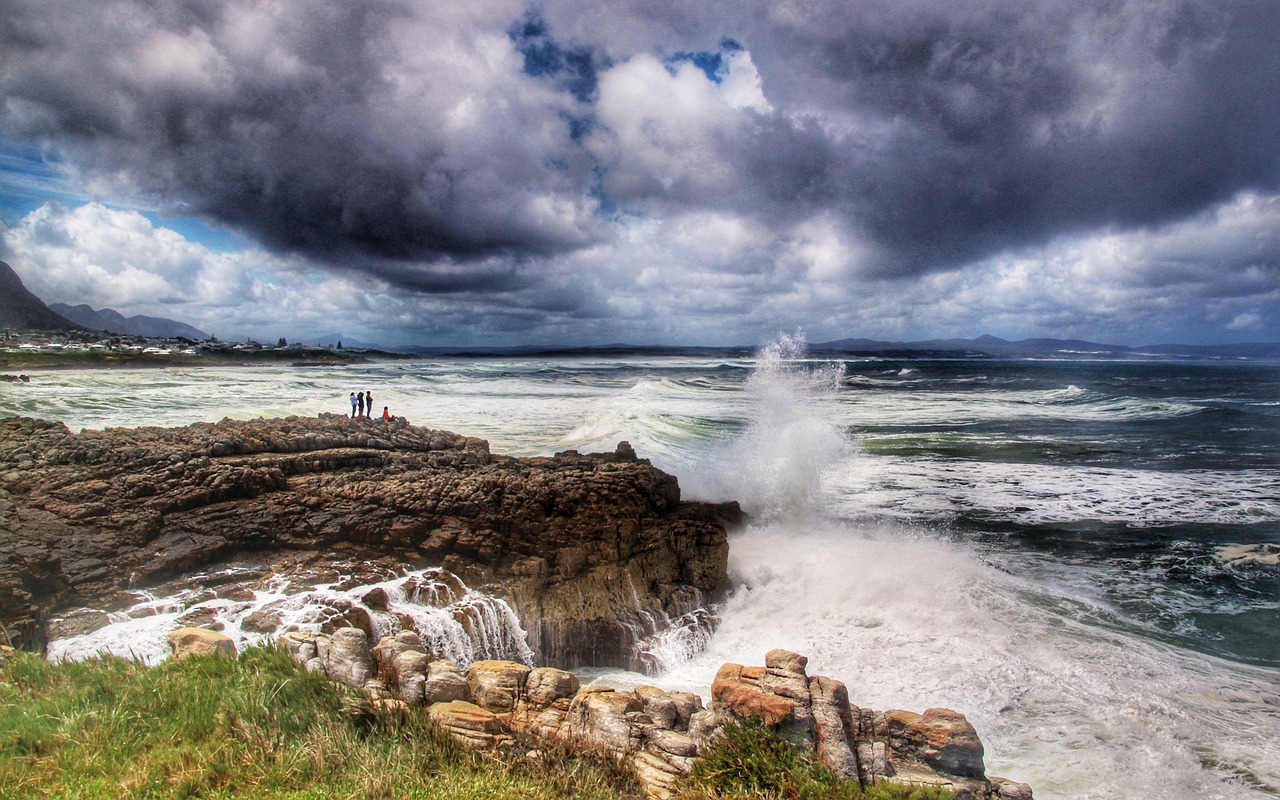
[3,337,1278,799]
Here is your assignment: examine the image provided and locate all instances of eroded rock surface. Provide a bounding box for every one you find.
[166,626,237,660]
[292,634,1033,800]
[0,414,741,668]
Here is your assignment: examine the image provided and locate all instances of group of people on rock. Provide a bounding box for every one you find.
[349,390,390,421]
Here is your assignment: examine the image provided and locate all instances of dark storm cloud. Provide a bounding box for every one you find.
[684,0,1280,276]
[1,0,1278,291]
[0,0,603,292]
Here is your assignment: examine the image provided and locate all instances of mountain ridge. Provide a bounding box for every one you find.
[0,261,84,332]
[48,303,209,340]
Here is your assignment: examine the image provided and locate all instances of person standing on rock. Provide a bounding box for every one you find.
[382,406,390,421]
[349,392,358,418]
[364,390,373,417]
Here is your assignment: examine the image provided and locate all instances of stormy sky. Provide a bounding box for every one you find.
[1,0,1277,347]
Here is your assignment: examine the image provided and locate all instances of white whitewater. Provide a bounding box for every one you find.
[47,567,534,669]
[638,338,1280,800]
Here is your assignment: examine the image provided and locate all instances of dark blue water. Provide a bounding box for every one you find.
[837,360,1280,667]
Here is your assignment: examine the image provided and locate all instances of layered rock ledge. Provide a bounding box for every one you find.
[0,414,742,667]
[170,628,1032,799]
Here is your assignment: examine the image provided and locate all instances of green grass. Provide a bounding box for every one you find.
[680,718,955,800]
[1,648,955,800]
[0,647,640,799]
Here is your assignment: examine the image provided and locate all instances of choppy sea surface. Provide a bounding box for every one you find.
[3,338,1278,799]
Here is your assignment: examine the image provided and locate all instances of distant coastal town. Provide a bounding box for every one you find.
[1,328,382,369]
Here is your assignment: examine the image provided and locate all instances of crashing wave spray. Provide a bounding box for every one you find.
[45,566,534,668]
[724,332,853,521]
[638,334,855,675]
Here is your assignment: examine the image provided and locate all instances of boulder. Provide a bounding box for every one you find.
[634,685,679,729]
[392,650,430,705]
[882,707,986,779]
[466,660,531,713]
[992,777,1036,799]
[322,627,374,688]
[809,674,859,780]
[524,667,580,707]
[166,627,237,660]
[422,659,471,705]
[568,687,644,754]
[278,630,324,673]
[666,689,704,731]
[711,663,796,727]
[428,700,504,748]
[372,630,426,686]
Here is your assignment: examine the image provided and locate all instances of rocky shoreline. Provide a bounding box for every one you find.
[163,628,1033,799]
[1,412,1034,798]
[0,413,740,668]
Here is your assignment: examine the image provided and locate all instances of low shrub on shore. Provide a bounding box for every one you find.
[681,717,955,800]
[1,646,953,799]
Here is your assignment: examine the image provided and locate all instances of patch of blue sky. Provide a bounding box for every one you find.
[0,139,88,221]
[509,13,603,103]
[588,166,620,219]
[665,38,743,83]
[0,136,246,252]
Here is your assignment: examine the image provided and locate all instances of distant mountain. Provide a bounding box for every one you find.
[810,335,1280,360]
[0,261,85,332]
[49,303,209,340]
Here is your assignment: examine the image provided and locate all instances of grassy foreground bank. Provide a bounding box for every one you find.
[0,646,951,799]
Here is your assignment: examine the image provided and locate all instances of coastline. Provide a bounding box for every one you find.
[1,354,1276,798]
[0,349,403,371]
[0,411,1031,799]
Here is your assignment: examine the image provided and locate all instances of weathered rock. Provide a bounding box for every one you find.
[428,700,504,748]
[422,659,471,705]
[882,707,986,779]
[466,659,531,713]
[809,674,859,780]
[765,648,808,676]
[239,607,282,633]
[711,662,796,726]
[702,652,1021,800]
[634,684,679,729]
[0,415,741,669]
[568,687,644,754]
[322,627,374,688]
[278,630,324,673]
[631,750,684,799]
[372,631,426,685]
[524,666,580,707]
[991,777,1036,799]
[166,627,237,659]
[280,637,1030,800]
[391,650,430,705]
[46,608,112,640]
[666,689,704,731]
[646,727,699,757]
